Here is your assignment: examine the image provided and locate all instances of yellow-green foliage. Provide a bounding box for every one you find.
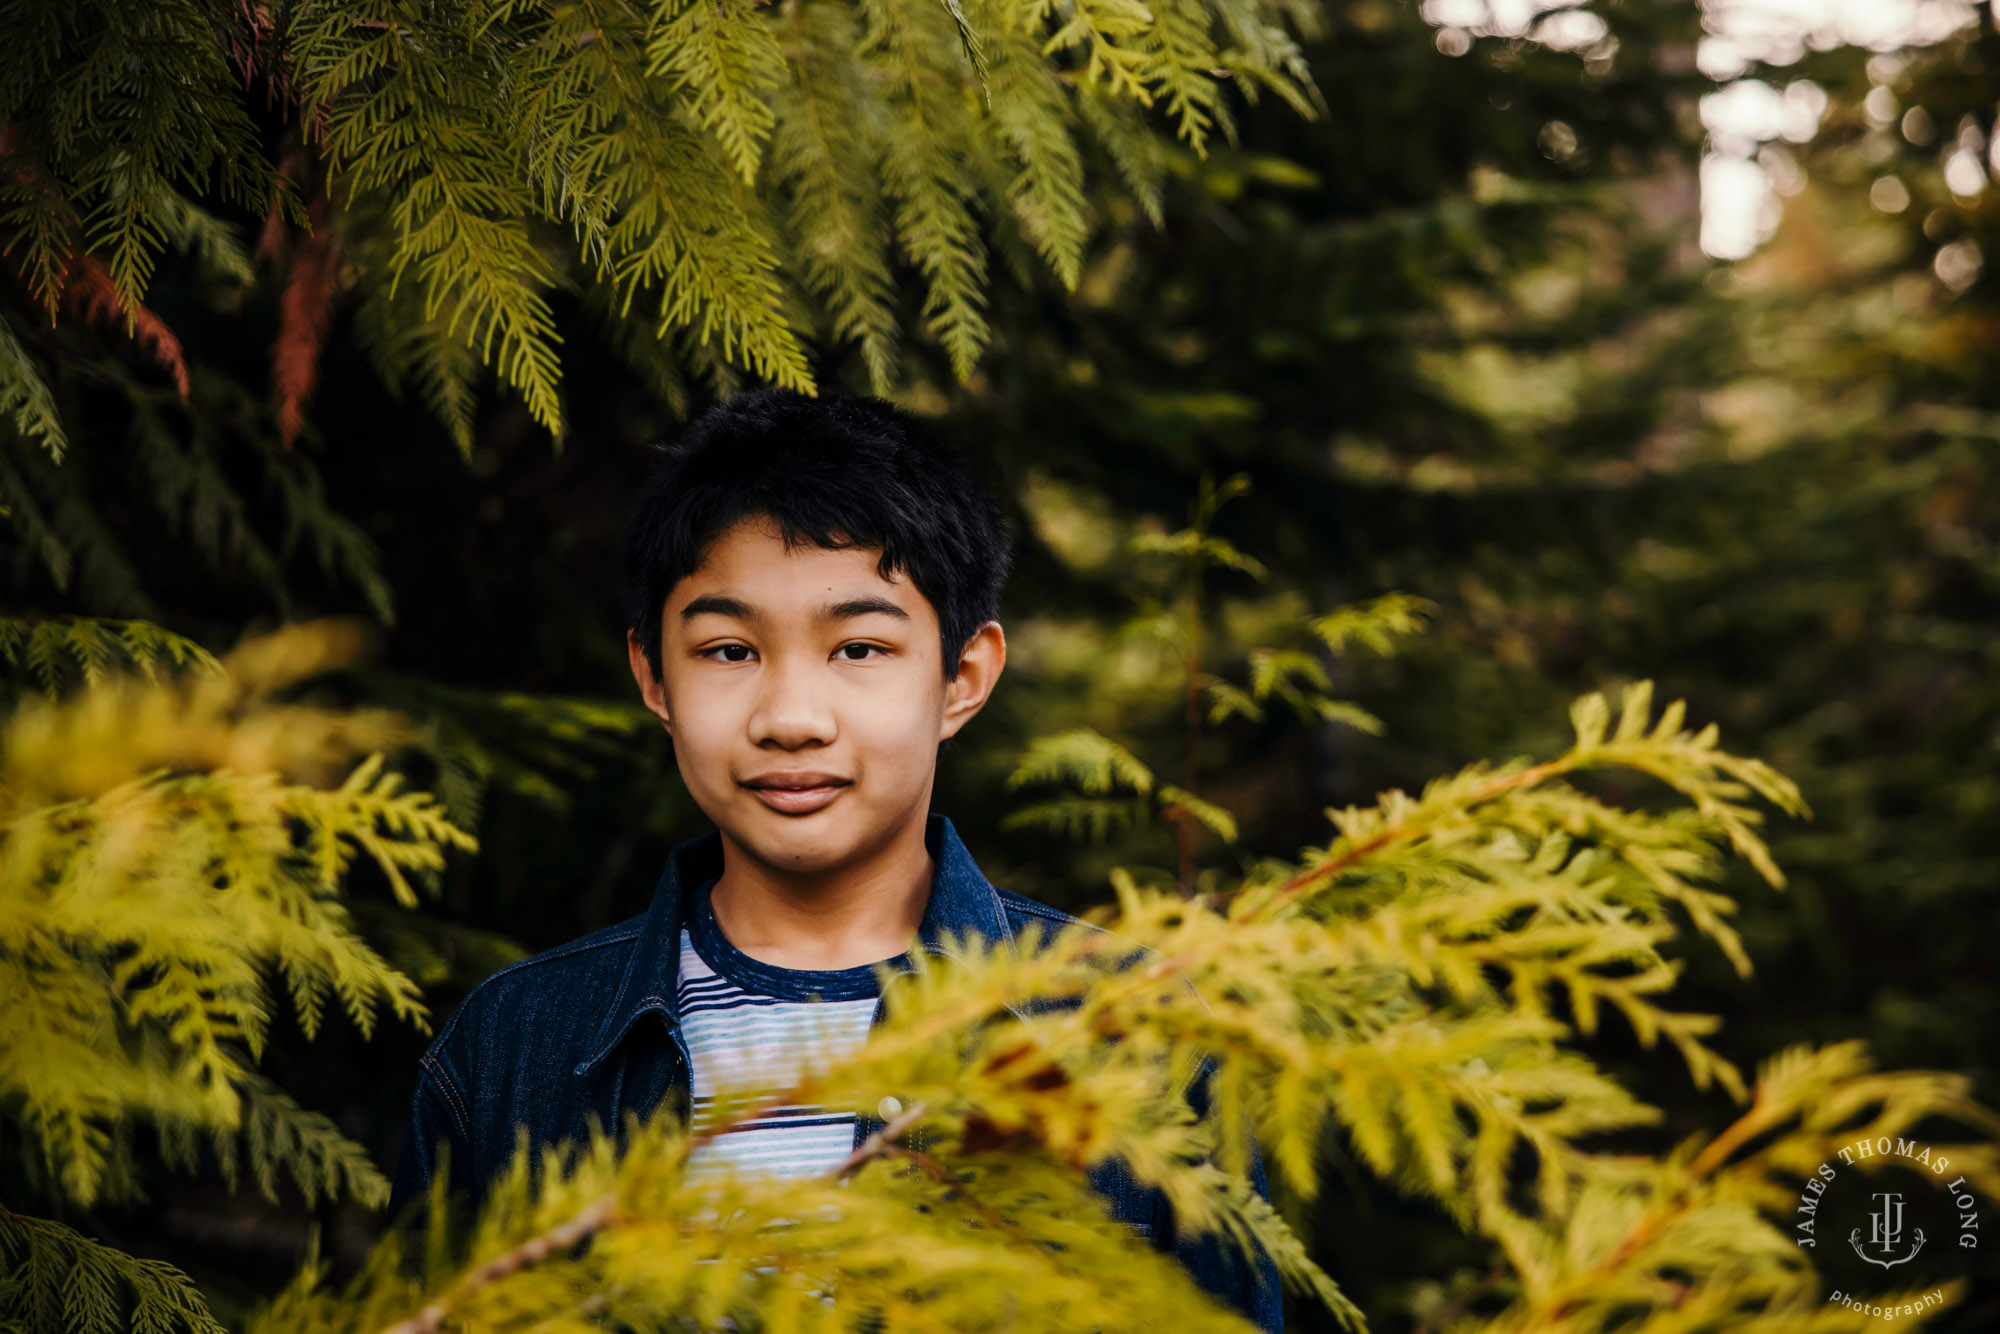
[1004,495,1432,874]
[0,615,222,698]
[0,620,475,1211]
[252,683,2000,1334]
[1003,726,1161,840]
[1,0,1321,459]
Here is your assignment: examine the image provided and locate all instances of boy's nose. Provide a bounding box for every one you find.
[747,660,836,749]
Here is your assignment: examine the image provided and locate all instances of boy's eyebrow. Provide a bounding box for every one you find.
[680,594,753,621]
[825,595,909,621]
[678,593,908,622]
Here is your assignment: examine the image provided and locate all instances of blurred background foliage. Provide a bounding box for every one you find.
[3,0,1997,1329]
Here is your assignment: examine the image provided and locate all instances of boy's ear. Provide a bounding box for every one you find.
[939,621,1006,740]
[627,629,672,732]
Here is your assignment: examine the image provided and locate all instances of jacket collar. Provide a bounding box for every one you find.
[575,813,1014,1075]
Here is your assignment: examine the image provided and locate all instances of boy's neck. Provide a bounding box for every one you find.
[706,817,933,971]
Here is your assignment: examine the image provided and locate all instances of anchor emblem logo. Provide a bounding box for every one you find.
[1849,1191,1926,1269]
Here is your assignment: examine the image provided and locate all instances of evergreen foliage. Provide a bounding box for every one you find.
[0,1208,222,1334]
[252,683,1999,1334]
[1005,478,1429,889]
[932,10,2000,1321]
[0,621,477,1329]
[0,621,473,1208]
[0,0,1322,471]
[166,1073,394,1209]
[0,1,280,321]
[354,675,658,833]
[0,365,395,624]
[0,0,1323,656]
[0,615,221,698]
[0,318,67,461]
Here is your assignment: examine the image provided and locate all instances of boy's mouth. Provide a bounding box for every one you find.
[741,771,851,816]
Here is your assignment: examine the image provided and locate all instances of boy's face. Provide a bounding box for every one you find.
[627,517,1005,879]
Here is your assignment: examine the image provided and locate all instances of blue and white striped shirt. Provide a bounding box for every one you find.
[678,880,907,1183]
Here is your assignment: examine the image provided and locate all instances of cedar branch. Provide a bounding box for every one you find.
[372,1101,929,1334]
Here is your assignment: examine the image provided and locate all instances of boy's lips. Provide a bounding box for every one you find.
[741,772,851,815]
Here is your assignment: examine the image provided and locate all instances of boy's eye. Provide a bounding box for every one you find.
[705,644,754,663]
[835,643,884,661]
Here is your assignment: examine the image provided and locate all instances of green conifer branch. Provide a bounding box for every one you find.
[0,1209,222,1334]
[0,424,164,615]
[0,616,220,697]
[0,623,473,1209]
[770,0,902,388]
[646,0,786,183]
[0,361,396,626]
[1139,0,1226,152]
[1006,727,1155,795]
[348,241,484,458]
[0,1,280,320]
[1307,593,1435,657]
[985,31,1089,288]
[861,0,996,378]
[1071,86,1168,225]
[0,319,68,461]
[291,3,567,436]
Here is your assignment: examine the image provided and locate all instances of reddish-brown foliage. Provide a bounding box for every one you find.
[272,219,341,448]
[63,253,191,400]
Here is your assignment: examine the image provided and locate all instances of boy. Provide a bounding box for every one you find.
[389,389,1283,1330]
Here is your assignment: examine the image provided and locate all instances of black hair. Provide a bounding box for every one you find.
[623,388,1012,682]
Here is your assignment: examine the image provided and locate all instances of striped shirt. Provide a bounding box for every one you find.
[679,878,909,1183]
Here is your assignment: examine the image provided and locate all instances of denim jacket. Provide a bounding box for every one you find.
[389,813,1284,1331]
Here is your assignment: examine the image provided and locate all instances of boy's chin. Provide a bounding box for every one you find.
[719,810,890,876]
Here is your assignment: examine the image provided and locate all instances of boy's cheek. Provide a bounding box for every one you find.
[662,724,739,812]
